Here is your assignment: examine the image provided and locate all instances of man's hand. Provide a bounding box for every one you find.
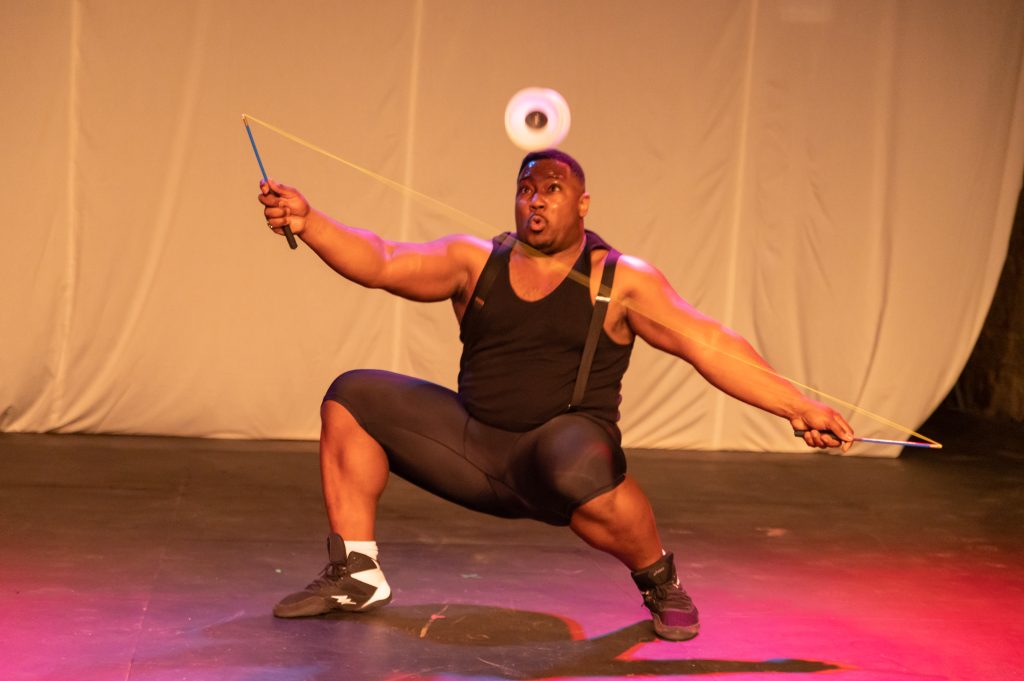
[259,179,311,237]
[790,400,855,454]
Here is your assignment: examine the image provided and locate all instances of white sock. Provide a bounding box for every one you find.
[346,540,379,561]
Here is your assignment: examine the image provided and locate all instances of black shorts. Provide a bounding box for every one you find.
[324,370,627,526]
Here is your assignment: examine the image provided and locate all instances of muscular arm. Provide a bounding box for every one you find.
[260,179,488,304]
[610,256,854,451]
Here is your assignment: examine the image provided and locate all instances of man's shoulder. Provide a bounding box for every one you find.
[595,247,656,276]
[616,253,655,272]
[438,234,505,291]
[583,232,648,270]
[437,233,493,260]
[603,252,667,302]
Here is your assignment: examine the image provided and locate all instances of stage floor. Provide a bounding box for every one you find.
[1,409,1022,681]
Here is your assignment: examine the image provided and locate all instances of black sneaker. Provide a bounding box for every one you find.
[273,533,392,618]
[631,551,700,641]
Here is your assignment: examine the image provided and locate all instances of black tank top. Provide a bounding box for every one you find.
[458,231,634,432]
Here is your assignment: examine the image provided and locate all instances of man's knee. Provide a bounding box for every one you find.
[321,372,387,450]
[321,370,388,441]
[319,399,391,483]
[573,475,636,520]
[528,416,626,507]
[321,399,361,437]
[324,369,378,408]
[535,416,623,471]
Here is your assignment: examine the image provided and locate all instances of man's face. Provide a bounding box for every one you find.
[514,158,590,254]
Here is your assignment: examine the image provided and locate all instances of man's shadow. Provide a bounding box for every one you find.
[184,603,843,680]
[343,603,842,678]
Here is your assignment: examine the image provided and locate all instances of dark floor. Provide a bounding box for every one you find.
[1,408,1022,681]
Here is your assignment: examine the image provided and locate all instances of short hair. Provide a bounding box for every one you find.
[518,149,586,187]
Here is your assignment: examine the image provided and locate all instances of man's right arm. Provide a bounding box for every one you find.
[608,255,855,452]
[260,179,488,304]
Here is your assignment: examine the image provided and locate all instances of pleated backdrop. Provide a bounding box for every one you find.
[3,0,1023,455]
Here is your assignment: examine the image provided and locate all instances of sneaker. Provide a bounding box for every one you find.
[273,533,392,618]
[631,551,700,641]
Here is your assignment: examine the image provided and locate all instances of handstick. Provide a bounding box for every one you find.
[243,115,298,250]
[793,430,942,449]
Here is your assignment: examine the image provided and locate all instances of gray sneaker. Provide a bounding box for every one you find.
[273,533,392,618]
[631,552,700,641]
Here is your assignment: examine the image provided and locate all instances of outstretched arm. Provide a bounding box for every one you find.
[259,179,488,303]
[611,256,854,452]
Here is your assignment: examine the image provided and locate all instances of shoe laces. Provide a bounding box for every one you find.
[306,560,348,590]
[643,580,694,612]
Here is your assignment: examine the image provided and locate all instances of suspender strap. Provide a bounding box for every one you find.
[471,232,514,310]
[569,248,621,409]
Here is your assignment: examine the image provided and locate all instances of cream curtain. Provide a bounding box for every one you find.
[3,0,1022,456]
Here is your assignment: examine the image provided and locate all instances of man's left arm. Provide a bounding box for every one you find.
[612,256,854,452]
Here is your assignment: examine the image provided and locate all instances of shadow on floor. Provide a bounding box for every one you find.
[152,603,843,680]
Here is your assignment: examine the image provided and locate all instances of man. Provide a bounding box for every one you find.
[258,149,853,641]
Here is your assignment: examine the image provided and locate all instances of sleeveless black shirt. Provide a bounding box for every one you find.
[457,231,634,432]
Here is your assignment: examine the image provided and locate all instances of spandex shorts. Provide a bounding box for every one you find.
[324,369,627,526]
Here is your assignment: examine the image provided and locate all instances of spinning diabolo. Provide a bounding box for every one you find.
[504,88,571,151]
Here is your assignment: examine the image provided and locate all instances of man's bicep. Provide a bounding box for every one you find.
[620,259,722,361]
[379,235,487,302]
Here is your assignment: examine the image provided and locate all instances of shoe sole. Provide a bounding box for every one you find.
[653,619,700,641]
[273,592,392,619]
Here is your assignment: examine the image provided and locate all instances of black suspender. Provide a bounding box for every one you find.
[569,248,621,410]
[470,232,515,311]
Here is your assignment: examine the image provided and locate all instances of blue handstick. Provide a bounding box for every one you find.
[792,430,940,449]
[244,116,298,250]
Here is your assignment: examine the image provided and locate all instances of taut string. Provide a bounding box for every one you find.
[241,114,941,448]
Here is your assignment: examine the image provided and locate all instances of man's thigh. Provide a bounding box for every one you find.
[324,369,525,518]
